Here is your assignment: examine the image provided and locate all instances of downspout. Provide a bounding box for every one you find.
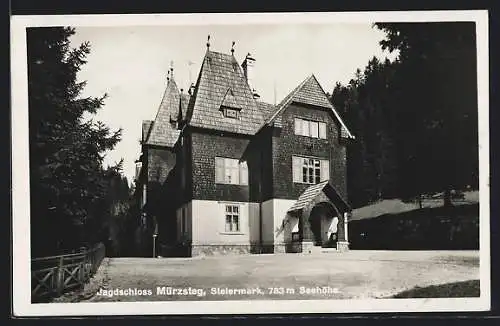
[259,137,264,254]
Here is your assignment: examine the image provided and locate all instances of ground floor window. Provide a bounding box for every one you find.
[225,204,240,232]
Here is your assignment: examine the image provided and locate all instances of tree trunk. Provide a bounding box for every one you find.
[443,187,453,207]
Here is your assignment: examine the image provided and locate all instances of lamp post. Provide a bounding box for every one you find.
[152,233,157,258]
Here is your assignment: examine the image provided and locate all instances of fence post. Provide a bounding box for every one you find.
[56,256,64,295]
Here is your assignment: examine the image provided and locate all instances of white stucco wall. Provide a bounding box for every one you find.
[283,215,299,243]
[322,215,338,244]
[191,200,258,245]
[261,200,275,244]
[273,199,296,245]
[261,199,296,245]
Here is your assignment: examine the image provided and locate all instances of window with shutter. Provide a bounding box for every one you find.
[295,118,327,139]
[320,159,330,181]
[215,157,248,185]
[318,122,327,139]
[215,157,224,183]
[239,161,248,185]
[294,118,302,135]
[302,119,310,136]
[228,159,238,184]
[293,155,330,184]
[292,156,302,183]
[310,121,319,138]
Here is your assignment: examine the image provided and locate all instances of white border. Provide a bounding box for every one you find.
[11,11,490,316]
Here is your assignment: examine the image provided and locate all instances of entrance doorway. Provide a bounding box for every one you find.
[308,202,338,248]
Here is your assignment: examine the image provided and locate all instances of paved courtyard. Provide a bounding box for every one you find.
[86,250,479,302]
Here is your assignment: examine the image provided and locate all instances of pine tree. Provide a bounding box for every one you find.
[28,27,122,256]
[375,22,479,206]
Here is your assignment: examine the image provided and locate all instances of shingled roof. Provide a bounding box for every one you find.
[180,93,191,120]
[142,120,153,142]
[257,101,276,119]
[185,50,267,135]
[288,180,350,212]
[146,78,183,147]
[264,74,354,139]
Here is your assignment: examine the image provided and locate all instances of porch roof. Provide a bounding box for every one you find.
[288,180,351,212]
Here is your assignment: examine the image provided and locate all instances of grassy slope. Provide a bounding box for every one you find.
[351,191,479,221]
[348,191,480,250]
[392,280,480,298]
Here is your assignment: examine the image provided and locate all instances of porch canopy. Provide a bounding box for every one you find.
[288,180,351,213]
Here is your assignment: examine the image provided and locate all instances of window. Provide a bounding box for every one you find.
[224,108,238,119]
[225,205,240,232]
[215,157,248,185]
[292,156,330,184]
[294,118,327,139]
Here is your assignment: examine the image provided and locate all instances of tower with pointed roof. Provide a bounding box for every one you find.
[135,39,354,257]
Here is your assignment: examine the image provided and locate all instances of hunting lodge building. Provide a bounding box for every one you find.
[134,40,355,257]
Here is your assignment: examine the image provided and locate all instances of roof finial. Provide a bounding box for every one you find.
[206,35,211,50]
[167,69,170,82]
[231,41,235,55]
[170,60,174,79]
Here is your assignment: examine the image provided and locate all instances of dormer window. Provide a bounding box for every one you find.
[224,108,239,119]
[220,88,242,119]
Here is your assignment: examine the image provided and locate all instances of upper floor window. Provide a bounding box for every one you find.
[215,157,248,185]
[292,156,330,184]
[294,118,327,139]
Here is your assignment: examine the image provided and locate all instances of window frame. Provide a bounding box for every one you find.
[224,204,241,233]
[224,108,239,119]
[292,155,330,184]
[294,117,327,139]
[215,157,249,185]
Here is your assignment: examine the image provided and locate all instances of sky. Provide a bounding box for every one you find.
[69,23,396,184]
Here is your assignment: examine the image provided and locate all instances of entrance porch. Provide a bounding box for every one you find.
[285,181,351,253]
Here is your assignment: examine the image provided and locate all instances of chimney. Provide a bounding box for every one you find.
[242,53,260,99]
[188,83,195,95]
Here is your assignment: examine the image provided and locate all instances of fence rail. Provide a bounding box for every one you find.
[31,243,105,302]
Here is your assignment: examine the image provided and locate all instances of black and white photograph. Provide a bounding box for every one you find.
[11,11,490,316]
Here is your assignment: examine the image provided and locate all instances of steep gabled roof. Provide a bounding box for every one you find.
[142,120,153,142]
[180,93,191,120]
[185,50,267,135]
[257,101,276,119]
[264,74,355,139]
[288,180,330,212]
[146,78,182,147]
[220,88,242,109]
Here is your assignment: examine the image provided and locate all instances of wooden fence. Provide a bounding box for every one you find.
[31,243,106,302]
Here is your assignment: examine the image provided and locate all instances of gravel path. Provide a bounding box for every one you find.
[84,250,479,302]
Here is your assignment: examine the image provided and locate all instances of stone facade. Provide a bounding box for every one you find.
[191,244,251,256]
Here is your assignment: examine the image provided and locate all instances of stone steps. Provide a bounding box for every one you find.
[308,246,338,254]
